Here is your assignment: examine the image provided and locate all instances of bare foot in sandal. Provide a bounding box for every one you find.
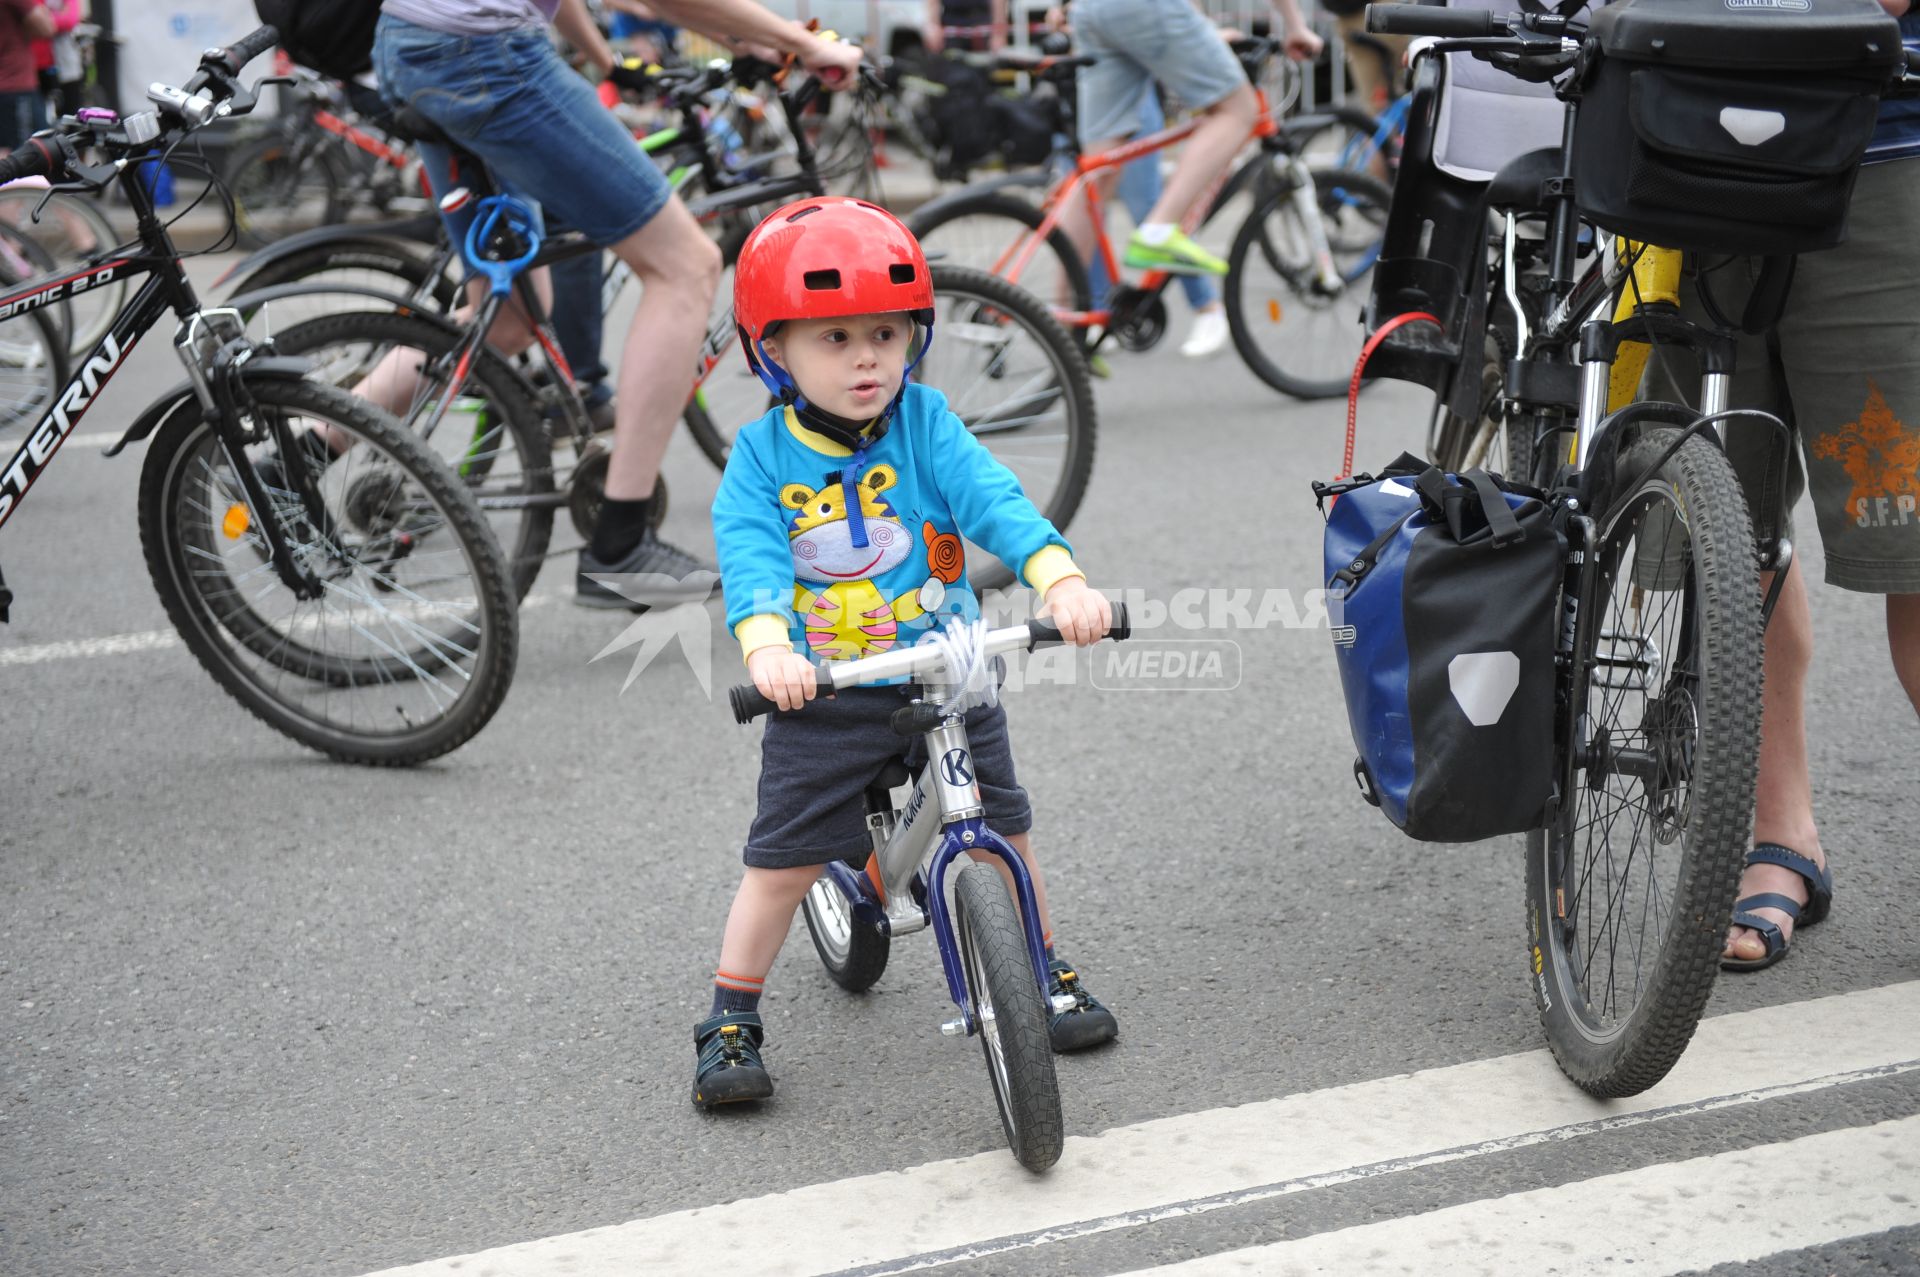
[1721,841,1833,971]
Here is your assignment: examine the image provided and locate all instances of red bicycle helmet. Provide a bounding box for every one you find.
[735,196,936,400]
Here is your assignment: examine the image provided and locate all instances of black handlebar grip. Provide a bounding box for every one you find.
[213,24,279,76]
[1026,601,1131,648]
[1366,4,1502,36]
[730,683,779,724]
[0,137,55,185]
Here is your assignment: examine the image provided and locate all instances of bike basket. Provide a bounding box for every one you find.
[1319,458,1564,842]
[1571,0,1902,256]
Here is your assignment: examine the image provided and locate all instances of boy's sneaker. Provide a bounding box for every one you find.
[1123,228,1228,278]
[692,1010,774,1107]
[1047,958,1118,1052]
[576,533,718,611]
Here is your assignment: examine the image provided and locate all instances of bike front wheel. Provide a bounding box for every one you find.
[1223,167,1391,399]
[138,377,519,765]
[953,862,1063,1172]
[1528,428,1761,1097]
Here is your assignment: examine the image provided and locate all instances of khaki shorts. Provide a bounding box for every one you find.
[1644,160,1920,594]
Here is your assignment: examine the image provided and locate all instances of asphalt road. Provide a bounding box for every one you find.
[3,254,1918,1277]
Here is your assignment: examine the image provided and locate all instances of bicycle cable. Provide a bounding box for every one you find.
[924,616,999,714]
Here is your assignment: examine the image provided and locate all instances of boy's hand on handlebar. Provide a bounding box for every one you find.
[748,645,818,712]
[1040,576,1111,646]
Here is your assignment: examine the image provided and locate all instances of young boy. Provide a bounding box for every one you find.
[695,197,1117,1107]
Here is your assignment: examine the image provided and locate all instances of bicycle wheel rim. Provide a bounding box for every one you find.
[1536,451,1751,1052]
[269,312,552,597]
[1226,169,1388,399]
[0,191,123,357]
[152,398,509,752]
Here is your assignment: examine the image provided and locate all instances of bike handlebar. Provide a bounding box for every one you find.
[1366,5,1505,37]
[728,605,1133,723]
[0,135,59,186]
[209,24,279,78]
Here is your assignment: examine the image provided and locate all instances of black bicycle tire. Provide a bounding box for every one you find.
[954,862,1063,1172]
[927,264,1098,594]
[1527,429,1761,1097]
[801,876,892,992]
[226,131,353,251]
[1223,168,1393,399]
[138,377,519,766]
[226,238,460,315]
[905,189,1094,333]
[1284,104,1401,179]
[265,309,556,601]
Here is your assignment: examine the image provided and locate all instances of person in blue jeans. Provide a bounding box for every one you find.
[369,0,861,609]
[1083,91,1228,358]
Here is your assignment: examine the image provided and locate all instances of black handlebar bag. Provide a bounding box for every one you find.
[1572,0,1902,255]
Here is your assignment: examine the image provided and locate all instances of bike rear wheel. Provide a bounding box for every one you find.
[226,131,352,249]
[226,237,461,332]
[1528,428,1761,1097]
[906,189,1094,342]
[953,862,1063,1172]
[138,377,518,765]
[1224,167,1391,399]
[802,875,891,992]
[264,309,556,600]
[0,264,70,442]
[0,189,123,358]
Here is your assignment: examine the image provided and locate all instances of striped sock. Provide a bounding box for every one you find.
[711,970,764,1016]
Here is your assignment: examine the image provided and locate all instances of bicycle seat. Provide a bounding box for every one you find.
[387,105,454,147]
[870,758,913,791]
[1485,147,1563,216]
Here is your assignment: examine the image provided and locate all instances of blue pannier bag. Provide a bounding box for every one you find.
[1316,455,1565,842]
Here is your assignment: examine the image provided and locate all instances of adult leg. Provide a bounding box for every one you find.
[600,198,722,502]
[1889,594,1920,715]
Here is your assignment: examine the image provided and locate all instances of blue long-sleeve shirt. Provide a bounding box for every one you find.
[712,383,1081,664]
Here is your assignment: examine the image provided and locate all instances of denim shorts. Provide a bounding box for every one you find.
[742,686,1033,870]
[372,15,670,247]
[1072,0,1246,144]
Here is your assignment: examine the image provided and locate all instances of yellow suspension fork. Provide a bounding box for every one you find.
[1605,240,1682,413]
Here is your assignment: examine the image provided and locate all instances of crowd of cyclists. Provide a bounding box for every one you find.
[1,0,1918,1117]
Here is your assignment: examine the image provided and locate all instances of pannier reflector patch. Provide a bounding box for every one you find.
[1720,107,1786,147]
[1448,651,1520,726]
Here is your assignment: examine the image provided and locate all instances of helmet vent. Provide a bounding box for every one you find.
[803,269,841,291]
[889,263,917,285]
[786,205,822,222]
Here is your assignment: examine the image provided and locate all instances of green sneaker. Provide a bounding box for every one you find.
[1123,228,1228,277]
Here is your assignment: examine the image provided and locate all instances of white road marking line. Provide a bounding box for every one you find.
[358,981,1920,1277]
[0,594,558,667]
[1123,1113,1920,1276]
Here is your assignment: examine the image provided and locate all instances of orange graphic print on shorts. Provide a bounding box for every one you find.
[1812,381,1920,528]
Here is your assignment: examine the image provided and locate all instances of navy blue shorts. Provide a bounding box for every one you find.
[744,687,1033,870]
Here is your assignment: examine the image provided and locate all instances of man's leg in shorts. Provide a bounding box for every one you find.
[602,198,722,502]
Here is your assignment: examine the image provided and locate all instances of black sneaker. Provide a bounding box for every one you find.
[1048,957,1118,1052]
[576,533,719,611]
[692,1011,773,1107]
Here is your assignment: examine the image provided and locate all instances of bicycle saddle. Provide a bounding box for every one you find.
[1485,146,1564,216]
[387,104,455,148]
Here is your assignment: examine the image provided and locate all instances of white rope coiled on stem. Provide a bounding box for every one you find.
[924,615,998,715]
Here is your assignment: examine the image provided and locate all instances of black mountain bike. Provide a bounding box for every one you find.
[1355,0,1911,1096]
[0,27,518,766]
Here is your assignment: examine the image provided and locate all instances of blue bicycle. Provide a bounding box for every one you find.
[729,609,1129,1171]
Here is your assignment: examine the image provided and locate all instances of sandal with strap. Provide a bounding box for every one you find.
[1720,843,1834,973]
[691,1010,774,1107]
